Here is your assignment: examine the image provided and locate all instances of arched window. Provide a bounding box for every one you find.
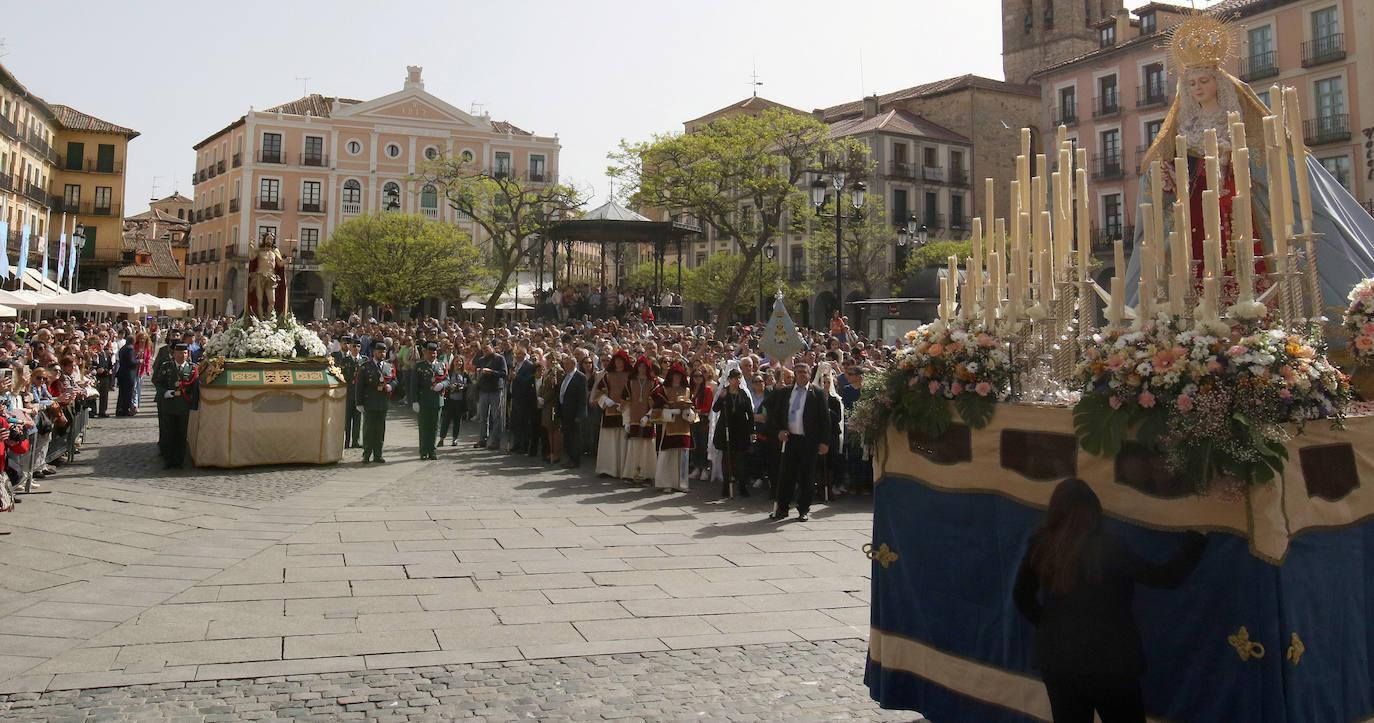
[343,179,361,204]
[383,182,401,211]
[421,184,438,209]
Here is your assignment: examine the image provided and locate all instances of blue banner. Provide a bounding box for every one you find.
[66,229,76,288]
[16,224,29,286]
[40,233,48,285]
[57,232,66,287]
[0,220,9,280]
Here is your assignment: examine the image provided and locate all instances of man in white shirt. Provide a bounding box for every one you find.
[766,362,831,522]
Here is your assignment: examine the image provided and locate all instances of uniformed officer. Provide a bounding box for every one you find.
[334,335,362,448]
[413,341,446,460]
[153,343,199,469]
[355,341,394,463]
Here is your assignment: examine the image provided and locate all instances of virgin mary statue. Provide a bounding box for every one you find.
[1125,12,1374,318]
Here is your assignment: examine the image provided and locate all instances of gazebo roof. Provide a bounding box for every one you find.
[548,199,700,243]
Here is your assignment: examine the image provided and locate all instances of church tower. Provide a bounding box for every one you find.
[1003,0,1125,84]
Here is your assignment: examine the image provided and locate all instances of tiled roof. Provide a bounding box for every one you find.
[125,208,190,225]
[0,63,55,121]
[491,120,532,136]
[155,192,192,204]
[818,75,1040,121]
[829,109,971,145]
[582,200,650,222]
[118,234,183,280]
[684,96,808,126]
[48,104,140,138]
[265,93,364,118]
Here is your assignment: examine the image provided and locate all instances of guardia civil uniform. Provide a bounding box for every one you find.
[152,344,199,468]
[414,342,446,460]
[355,343,395,463]
[333,337,362,448]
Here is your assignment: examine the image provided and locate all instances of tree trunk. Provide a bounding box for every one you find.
[713,245,759,339]
[483,261,517,327]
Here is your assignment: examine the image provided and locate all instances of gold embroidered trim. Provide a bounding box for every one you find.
[200,357,226,385]
[1286,632,1305,666]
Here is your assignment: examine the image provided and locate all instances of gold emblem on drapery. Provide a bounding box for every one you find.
[1286,632,1305,666]
[1227,626,1265,662]
[862,543,899,569]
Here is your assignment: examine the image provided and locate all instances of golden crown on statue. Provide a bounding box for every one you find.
[1166,13,1237,71]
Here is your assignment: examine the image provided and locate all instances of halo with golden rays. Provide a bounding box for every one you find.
[1166,12,1239,72]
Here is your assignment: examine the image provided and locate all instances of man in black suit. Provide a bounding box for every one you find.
[556,354,587,468]
[766,362,830,522]
[508,347,537,454]
[91,338,115,418]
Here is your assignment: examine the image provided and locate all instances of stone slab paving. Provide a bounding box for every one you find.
[0,394,905,720]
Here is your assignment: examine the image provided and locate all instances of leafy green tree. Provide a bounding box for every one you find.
[417,162,587,324]
[802,196,899,300]
[684,252,808,319]
[610,108,866,335]
[904,240,972,273]
[316,213,482,311]
[622,259,665,292]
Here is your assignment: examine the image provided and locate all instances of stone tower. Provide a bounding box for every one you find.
[1002,0,1124,84]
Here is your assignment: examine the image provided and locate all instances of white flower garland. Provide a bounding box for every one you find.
[202,313,327,360]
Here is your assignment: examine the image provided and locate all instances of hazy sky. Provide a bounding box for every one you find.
[3,0,1199,215]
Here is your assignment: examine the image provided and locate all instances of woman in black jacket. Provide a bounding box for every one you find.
[711,368,754,499]
[1013,478,1207,723]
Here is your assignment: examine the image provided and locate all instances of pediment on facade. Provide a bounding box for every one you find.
[336,89,490,129]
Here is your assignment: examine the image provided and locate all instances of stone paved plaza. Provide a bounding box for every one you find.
[0,395,913,722]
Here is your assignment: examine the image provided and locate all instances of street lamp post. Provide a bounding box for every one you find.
[810,173,866,318]
[758,243,776,322]
[72,223,86,291]
[894,215,927,274]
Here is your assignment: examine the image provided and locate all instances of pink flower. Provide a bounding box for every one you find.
[1356,335,1374,351]
[928,380,942,395]
[950,382,964,396]
[1109,396,1124,410]
[1279,388,1293,400]
[976,333,995,348]
[975,381,992,397]
[928,343,945,357]
[1362,323,1374,335]
[1207,359,1223,373]
[908,377,919,388]
[1176,394,1193,412]
[1151,350,1176,373]
[1107,354,1125,371]
[1138,391,1156,408]
[1228,345,1248,357]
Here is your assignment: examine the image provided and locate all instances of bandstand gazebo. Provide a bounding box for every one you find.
[546,200,699,322]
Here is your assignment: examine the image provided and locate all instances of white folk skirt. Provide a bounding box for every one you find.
[622,438,658,481]
[654,448,690,490]
[596,428,627,478]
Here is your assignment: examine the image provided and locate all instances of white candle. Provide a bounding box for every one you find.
[1271,88,1295,236]
[1107,276,1125,328]
[1039,247,1053,305]
[1232,147,1253,242]
[983,277,996,328]
[946,255,958,320]
[960,274,974,321]
[1140,202,1154,300]
[984,177,995,238]
[1016,155,1030,219]
[1010,245,1025,320]
[1051,170,1063,275]
[1234,195,1254,303]
[1138,239,1155,325]
[1076,167,1090,281]
[1113,238,1126,282]
[1263,116,1285,256]
[1168,231,1186,317]
[1202,189,1222,274]
[994,217,1007,285]
[989,250,1003,309]
[1203,276,1220,322]
[1021,128,1031,161]
[971,217,984,304]
[1018,210,1031,303]
[1284,87,1314,233]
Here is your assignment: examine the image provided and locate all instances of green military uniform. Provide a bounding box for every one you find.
[152,346,197,468]
[151,342,174,459]
[355,348,393,463]
[333,340,361,448]
[414,343,446,460]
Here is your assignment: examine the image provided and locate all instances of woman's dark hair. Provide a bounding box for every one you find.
[1031,478,1104,594]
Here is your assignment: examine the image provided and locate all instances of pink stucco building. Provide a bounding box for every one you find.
[186,67,560,318]
[1030,0,1373,266]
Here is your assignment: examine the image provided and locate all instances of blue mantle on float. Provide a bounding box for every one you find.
[864,408,1374,722]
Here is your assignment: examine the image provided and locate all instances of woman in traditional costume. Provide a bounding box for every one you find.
[621,356,658,484]
[592,351,632,478]
[651,362,696,493]
[1127,12,1374,314]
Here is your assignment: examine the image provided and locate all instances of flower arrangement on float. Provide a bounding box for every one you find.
[850,317,1013,446]
[202,312,327,360]
[1073,309,1350,495]
[1344,278,1374,365]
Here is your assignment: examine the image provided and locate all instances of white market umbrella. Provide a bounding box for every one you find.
[460,300,487,310]
[35,289,142,314]
[495,301,533,310]
[160,297,194,311]
[0,289,38,310]
[9,289,52,305]
[0,304,17,318]
[128,293,167,311]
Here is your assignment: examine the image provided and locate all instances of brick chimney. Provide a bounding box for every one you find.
[862,94,880,119]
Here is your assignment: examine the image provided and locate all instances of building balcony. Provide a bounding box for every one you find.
[1302,34,1345,67]
[1304,114,1350,145]
[1238,51,1279,81]
[948,216,972,232]
[421,207,438,219]
[949,169,970,187]
[1091,225,1135,251]
[922,166,946,183]
[217,160,226,174]
[191,170,199,186]
[23,183,48,207]
[1092,94,1121,118]
[213,202,223,218]
[59,157,124,174]
[299,153,329,168]
[224,244,240,260]
[885,161,916,179]
[0,115,15,140]
[1052,107,1078,127]
[299,201,326,214]
[0,172,11,193]
[208,164,218,179]
[23,131,54,162]
[924,213,946,229]
[1136,83,1169,108]
[256,197,281,211]
[193,209,204,223]
[229,198,240,212]
[788,267,806,283]
[257,150,285,165]
[1092,153,1124,181]
[342,202,362,215]
[232,152,242,168]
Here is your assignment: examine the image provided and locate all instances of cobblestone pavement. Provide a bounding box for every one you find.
[0,393,910,721]
[0,640,913,722]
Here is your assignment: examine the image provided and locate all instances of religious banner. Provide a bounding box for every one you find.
[760,292,804,363]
